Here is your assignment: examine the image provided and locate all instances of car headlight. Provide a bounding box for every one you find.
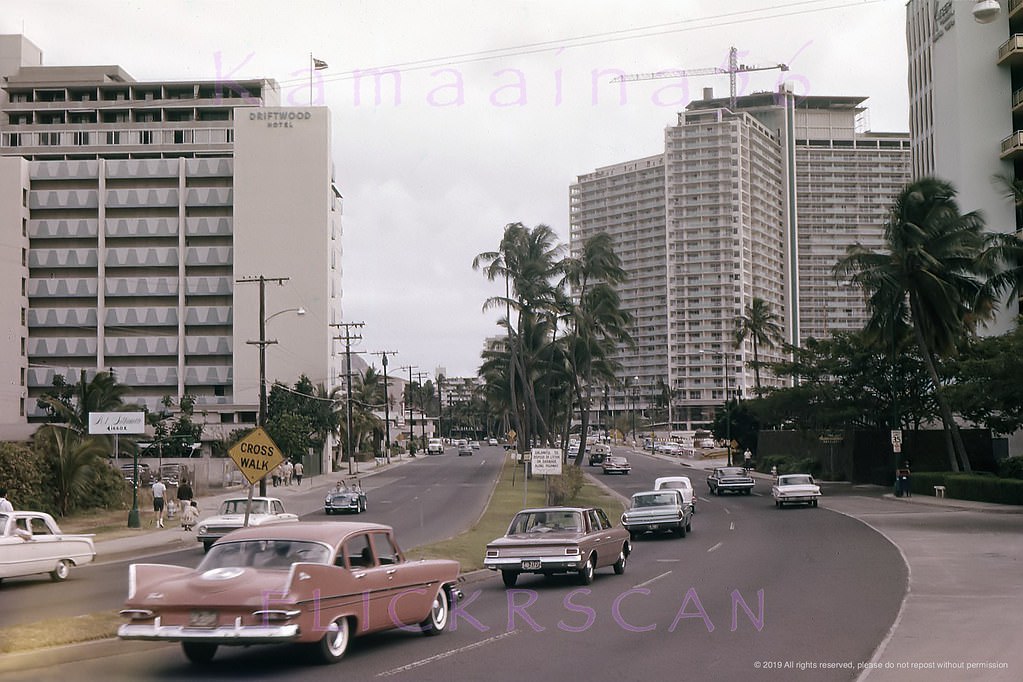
[198,525,207,534]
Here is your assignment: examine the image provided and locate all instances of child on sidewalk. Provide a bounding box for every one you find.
[181,499,199,531]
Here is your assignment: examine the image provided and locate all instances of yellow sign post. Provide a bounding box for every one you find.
[228,427,285,487]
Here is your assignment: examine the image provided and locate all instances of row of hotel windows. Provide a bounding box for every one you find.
[2,128,234,148]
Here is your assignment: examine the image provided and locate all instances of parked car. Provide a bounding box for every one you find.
[470,440,481,450]
[160,463,184,486]
[196,497,298,552]
[427,438,445,455]
[654,475,697,512]
[588,443,611,466]
[120,462,152,487]
[622,489,693,539]
[487,438,499,446]
[707,466,755,496]
[119,521,462,665]
[324,483,368,514]
[484,506,631,587]
[0,510,95,583]
[601,455,631,475]
[772,474,822,508]
[457,443,473,456]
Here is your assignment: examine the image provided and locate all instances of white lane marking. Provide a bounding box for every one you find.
[723,508,731,515]
[656,558,681,562]
[376,630,519,677]
[729,521,735,531]
[634,570,672,589]
[708,542,723,553]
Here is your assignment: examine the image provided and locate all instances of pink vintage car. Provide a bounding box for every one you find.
[118,521,461,665]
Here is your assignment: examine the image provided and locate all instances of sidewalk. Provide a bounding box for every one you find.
[93,455,413,563]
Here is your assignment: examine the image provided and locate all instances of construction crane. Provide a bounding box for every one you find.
[613,46,789,111]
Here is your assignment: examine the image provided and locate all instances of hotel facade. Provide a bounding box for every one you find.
[571,89,909,431]
[0,35,343,469]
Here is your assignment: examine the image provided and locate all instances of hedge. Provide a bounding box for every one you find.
[909,471,1023,505]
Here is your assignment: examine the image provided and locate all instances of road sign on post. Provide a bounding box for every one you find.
[891,429,902,454]
[530,448,563,476]
[229,427,286,486]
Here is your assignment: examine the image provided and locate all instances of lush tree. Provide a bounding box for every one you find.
[734,297,784,396]
[835,177,1002,472]
[946,322,1023,435]
[33,425,110,516]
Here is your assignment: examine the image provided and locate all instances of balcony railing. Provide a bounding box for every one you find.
[998,35,1023,67]
[1000,131,1023,159]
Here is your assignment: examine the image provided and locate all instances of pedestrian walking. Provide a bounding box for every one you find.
[176,478,194,506]
[743,448,753,472]
[152,478,167,528]
[896,461,912,498]
[283,460,294,486]
[294,460,304,486]
[271,464,282,488]
[0,487,13,512]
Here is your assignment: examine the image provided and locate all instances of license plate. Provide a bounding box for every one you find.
[189,610,218,628]
[521,560,542,570]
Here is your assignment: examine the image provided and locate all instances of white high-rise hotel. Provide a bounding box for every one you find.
[571,89,909,430]
[0,35,343,467]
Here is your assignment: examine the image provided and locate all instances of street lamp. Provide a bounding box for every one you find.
[249,305,305,496]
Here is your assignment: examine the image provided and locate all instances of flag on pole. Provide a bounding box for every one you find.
[313,57,328,70]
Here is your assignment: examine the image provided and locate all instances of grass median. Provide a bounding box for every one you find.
[0,455,623,654]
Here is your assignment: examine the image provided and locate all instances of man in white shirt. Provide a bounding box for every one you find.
[0,487,13,512]
[151,479,167,528]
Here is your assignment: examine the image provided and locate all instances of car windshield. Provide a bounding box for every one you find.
[198,540,331,571]
[657,479,690,490]
[509,510,583,534]
[780,475,814,486]
[632,493,677,508]
[220,499,268,515]
[719,467,747,477]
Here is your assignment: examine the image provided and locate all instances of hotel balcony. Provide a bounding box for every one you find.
[1001,131,1023,159]
[998,35,1023,67]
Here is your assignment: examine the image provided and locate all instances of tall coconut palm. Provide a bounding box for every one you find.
[834,177,1001,472]
[562,232,634,466]
[734,297,784,396]
[474,223,568,449]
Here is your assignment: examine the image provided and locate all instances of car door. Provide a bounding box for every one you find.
[340,532,394,633]
[584,509,612,567]
[369,531,433,627]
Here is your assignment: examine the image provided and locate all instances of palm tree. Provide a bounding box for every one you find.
[562,232,633,466]
[734,297,784,396]
[33,424,109,516]
[474,223,568,449]
[834,177,1001,472]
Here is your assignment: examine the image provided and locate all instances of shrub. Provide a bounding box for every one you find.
[0,441,51,512]
[997,456,1023,480]
[548,465,585,505]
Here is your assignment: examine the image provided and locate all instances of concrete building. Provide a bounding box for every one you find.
[571,89,909,431]
[906,0,1018,335]
[0,35,343,469]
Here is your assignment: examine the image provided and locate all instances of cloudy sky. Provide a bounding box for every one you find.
[4,0,909,378]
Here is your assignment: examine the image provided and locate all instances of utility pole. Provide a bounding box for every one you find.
[238,275,289,496]
[371,351,397,465]
[436,375,444,441]
[332,322,365,475]
[414,371,429,446]
[403,366,418,455]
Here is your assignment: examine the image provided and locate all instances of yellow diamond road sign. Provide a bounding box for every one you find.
[228,427,285,486]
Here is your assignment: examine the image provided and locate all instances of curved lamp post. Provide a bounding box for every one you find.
[252,306,305,495]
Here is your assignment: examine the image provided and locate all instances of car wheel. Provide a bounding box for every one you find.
[676,523,686,538]
[628,530,638,541]
[311,616,351,664]
[812,499,818,508]
[501,570,518,587]
[613,548,627,575]
[420,588,449,636]
[325,508,332,515]
[686,519,692,532]
[578,556,595,585]
[49,559,71,582]
[182,642,218,665]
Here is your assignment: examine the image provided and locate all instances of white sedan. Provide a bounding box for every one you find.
[653,475,697,512]
[196,497,298,552]
[0,510,95,583]
[772,474,822,508]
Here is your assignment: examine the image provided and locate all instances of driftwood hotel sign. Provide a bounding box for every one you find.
[88,412,146,435]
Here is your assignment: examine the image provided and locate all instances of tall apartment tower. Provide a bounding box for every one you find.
[906,0,1018,335]
[571,89,909,431]
[0,35,344,464]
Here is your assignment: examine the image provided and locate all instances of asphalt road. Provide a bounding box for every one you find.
[0,446,502,629]
[1,448,912,681]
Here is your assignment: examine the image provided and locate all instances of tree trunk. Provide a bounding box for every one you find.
[911,313,971,472]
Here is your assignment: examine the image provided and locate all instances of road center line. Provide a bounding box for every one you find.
[376,630,519,677]
[708,542,723,553]
[729,521,735,531]
[634,570,672,589]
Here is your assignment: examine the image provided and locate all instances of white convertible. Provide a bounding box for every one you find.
[196,497,298,552]
[0,510,95,583]
[772,474,822,508]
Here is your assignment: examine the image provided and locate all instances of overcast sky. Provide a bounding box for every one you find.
[4,0,909,379]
